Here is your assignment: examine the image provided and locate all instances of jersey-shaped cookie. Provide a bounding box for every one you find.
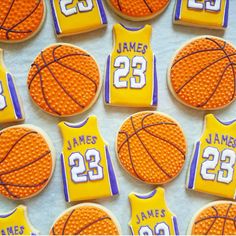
[129,188,179,236]
[174,0,229,29]
[0,49,24,124]
[187,114,236,199]
[50,0,107,37]
[0,205,39,235]
[58,115,119,202]
[105,24,158,107]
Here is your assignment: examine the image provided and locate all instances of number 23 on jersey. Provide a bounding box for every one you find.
[187,114,236,199]
[105,24,158,107]
[58,116,119,202]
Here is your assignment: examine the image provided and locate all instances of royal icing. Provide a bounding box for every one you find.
[0,205,39,235]
[50,0,107,37]
[174,0,229,29]
[58,116,119,202]
[187,114,236,200]
[0,49,24,124]
[105,24,158,107]
[129,188,179,236]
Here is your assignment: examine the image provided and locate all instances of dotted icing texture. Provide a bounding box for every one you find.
[108,0,169,19]
[170,37,236,110]
[117,111,186,184]
[27,44,100,117]
[50,205,120,235]
[191,202,236,235]
[0,0,44,42]
[0,126,53,200]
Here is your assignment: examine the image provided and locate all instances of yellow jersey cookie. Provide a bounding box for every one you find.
[105,24,158,107]
[58,115,119,202]
[129,188,179,235]
[50,0,107,37]
[187,114,236,199]
[174,0,229,29]
[0,49,24,124]
[0,205,39,235]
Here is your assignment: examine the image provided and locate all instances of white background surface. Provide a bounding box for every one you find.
[0,0,236,235]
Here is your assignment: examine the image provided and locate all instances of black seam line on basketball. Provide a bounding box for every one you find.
[117,0,122,11]
[119,131,146,181]
[62,209,75,235]
[206,37,236,99]
[0,178,48,188]
[40,51,85,109]
[195,215,236,224]
[143,0,153,12]
[0,26,31,34]
[51,227,56,235]
[0,176,18,199]
[130,115,172,178]
[0,0,15,29]
[31,63,61,115]
[204,206,219,235]
[52,45,98,93]
[222,204,232,235]
[0,131,37,165]
[75,216,112,235]
[28,53,90,89]
[197,62,236,108]
[118,122,177,153]
[0,150,51,176]
[176,52,236,94]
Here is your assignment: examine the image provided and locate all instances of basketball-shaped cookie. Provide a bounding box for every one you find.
[0,125,55,200]
[107,0,170,21]
[27,44,101,117]
[188,201,236,235]
[0,0,45,42]
[116,111,187,184]
[50,203,121,235]
[168,36,236,110]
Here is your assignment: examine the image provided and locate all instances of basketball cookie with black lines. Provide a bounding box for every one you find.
[116,111,187,184]
[49,203,121,235]
[0,125,55,200]
[27,43,101,117]
[168,36,236,110]
[0,0,46,42]
[107,0,170,21]
[188,201,236,235]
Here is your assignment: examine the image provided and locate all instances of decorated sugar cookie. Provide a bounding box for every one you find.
[174,0,229,29]
[0,205,39,235]
[116,111,187,184]
[58,115,119,202]
[129,188,179,235]
[0,125,55,200]
[187,114,236,199]
[188,201,236,235]
[50,203,121,235]
[27,44,101,117]
[0,0,45,42]
[107,0,170,21]
[50,0,107,37]
[105,24,158,107]
[168,36,236,110]
[0,49,24,124]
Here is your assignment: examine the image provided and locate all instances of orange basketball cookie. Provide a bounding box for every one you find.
[0,0,46,42]
[188,201,236,235]
[0,125,55,200]
[107,0,170,21]
[168,36,236,110]
[116,111,187,184]
[49,203,121,235]
[27,44,101,117]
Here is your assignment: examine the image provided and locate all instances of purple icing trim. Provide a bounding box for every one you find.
[135,189,157,199]
[120,23,144,31]
[105,146,119,195]
[214,115,236,125]
[173,216,180,235]
[64,117,89,128]
[152,55,158,106]
[0,208,17,218]
[50,0,61,35]
[7,73,23,119]
[188,141,200,189]
[96,0,107,24]
[129,225,134,235]
[60,154,69,202]
[105,55,111,104]
[223,0,229,28]
[175,0,182,20]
